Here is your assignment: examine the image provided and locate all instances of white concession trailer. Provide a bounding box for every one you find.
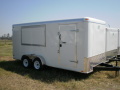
[12,17,119,73]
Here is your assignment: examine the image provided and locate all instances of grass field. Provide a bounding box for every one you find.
[0,40,120,90]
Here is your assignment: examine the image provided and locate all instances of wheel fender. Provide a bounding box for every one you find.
[21,55,28,60]
[35,55,46,65]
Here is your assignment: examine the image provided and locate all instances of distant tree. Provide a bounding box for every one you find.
[2,35,4,40]
[1,35,4,39]
[4,34,6,39]
[0,33,12,40]
[7,33,10,39]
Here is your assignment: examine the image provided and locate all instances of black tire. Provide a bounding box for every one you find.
[22,56,32,68]
[33,58,43,70]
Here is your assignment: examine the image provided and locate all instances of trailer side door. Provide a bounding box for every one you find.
[59,24,78,67]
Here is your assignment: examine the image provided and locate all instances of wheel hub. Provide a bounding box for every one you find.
[34,61,40,69]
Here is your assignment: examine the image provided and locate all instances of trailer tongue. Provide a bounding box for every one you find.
[94,57,120,77]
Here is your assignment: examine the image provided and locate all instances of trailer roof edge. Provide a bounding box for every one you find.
[13,17,106,26]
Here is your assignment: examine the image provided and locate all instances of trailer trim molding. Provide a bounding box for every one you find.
[84,52,107,73]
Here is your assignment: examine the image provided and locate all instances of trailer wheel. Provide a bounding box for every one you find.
[22,56,32,68]
[33,58,43,70]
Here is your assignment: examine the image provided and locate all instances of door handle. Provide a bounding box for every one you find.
[62,42,66,44]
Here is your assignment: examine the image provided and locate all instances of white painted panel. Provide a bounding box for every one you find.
[12,27,21,59]
[88,23,106,57]
[21,25,46,46]
[106,28,118,51]
[13,30,20,59]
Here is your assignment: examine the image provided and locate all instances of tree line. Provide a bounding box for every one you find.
[0,33,12,40]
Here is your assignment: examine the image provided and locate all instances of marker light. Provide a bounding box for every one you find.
[85,18,89,20]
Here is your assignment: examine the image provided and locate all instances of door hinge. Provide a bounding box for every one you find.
[58,50,60,53]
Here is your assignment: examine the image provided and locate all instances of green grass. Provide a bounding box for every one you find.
[0,39,12,46]
[0,40,13,57]
[0,40,120,90]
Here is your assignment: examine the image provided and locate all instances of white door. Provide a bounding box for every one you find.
[59,24,77,67]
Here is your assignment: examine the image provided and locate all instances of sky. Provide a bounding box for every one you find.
[0,0,120,37]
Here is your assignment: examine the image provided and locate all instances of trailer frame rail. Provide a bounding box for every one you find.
[93,57,120,77]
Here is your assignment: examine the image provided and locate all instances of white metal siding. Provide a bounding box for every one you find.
[88,22,106,57]
[106,28,118,51]
[12,26,21,59]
